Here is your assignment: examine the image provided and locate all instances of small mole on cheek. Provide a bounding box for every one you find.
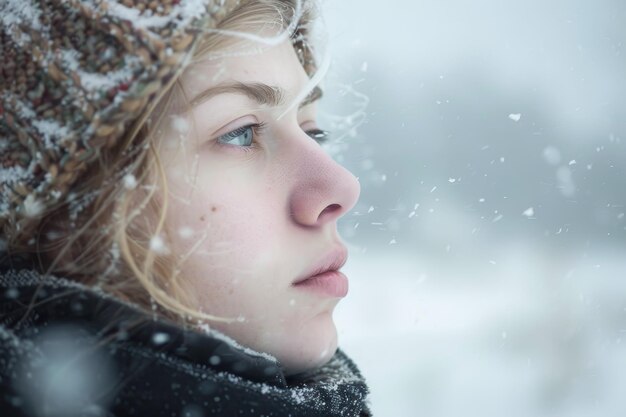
[200,215,206,221]
[211,206,217,213]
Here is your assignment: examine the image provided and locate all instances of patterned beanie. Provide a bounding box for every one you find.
[1,0,312,250]
[0,0,237,245]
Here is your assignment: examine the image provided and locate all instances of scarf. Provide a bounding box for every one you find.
[0,267,371,417]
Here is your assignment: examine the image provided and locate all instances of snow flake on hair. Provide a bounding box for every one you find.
[100,0,212,31]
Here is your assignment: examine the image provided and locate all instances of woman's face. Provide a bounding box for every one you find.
[157,38,360,374]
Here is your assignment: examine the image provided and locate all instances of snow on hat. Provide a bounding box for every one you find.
[0,0,241,243]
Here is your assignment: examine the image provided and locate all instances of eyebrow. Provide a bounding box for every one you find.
[188,82,322,111]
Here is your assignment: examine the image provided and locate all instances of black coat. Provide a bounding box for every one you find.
[0,266,371,417]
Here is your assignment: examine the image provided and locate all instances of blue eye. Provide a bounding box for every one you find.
[306,129,331,144]
[216,123,330,149]
[217,125,257,147]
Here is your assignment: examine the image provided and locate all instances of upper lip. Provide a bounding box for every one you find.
[293,245,348,285]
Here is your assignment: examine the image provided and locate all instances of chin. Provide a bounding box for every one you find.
[214,311,341,376]
[279,312,339,376]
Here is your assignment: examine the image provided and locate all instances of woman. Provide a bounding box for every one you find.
[0,0,371,416]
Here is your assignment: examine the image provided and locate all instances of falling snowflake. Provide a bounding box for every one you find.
[508,113,521,122]
[542,146,561,165]
[171,115,190,133]
[522,207,535,217]
[123,174,137,190]
[23,194,44,218]
[149,235,169,254]
[178,226,194,238]
[151,332,170,345]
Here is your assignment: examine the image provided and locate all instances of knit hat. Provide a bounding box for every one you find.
[0,0,245,245]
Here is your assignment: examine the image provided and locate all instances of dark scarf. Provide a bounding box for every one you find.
[0,267,371,417]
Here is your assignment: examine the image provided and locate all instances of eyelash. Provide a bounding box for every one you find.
[216,122,331,152]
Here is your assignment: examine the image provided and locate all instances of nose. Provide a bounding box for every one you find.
[288,136,361,228]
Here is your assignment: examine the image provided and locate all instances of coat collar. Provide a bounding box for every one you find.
[0,266,371,416]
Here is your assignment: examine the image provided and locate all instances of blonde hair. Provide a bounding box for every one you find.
[14,0,318,325]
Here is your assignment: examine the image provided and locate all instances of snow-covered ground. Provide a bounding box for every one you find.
[336,244,626,416]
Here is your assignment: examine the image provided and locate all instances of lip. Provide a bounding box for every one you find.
[293,270,349,298]
[292,246,349,298]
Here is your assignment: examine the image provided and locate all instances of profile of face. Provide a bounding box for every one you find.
[156,37,360,374]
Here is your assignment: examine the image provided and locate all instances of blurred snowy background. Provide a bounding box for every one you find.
[319,1,626,416]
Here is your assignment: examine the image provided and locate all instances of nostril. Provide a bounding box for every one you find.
[318,204,342,222]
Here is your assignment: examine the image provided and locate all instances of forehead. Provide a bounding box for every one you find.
[182,40,310,101]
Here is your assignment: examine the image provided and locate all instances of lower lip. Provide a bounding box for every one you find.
[293,271,349,298]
